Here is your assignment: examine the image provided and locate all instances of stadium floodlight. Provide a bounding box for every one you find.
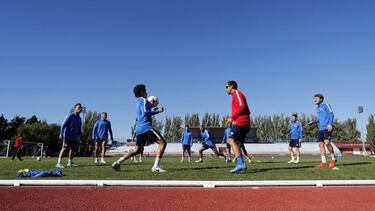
[357,106,366,156]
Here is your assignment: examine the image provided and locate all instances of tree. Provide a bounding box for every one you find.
[367,115,375,147]
[170,116,183,142]
[0,115,10,141]
[201,113,211,127]
[81,111,101,156]
[152,117,164,133]
[25,115,39,125]
[190,113,200,127]
[163,117,172,141]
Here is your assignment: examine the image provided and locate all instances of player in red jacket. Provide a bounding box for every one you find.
[225,80,251,173]
[12,133,24,161]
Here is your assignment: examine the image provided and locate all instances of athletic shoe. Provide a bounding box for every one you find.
[94,160,98,164]
[230,164,247,173]
[329,160,337,168]
[111,162,121,171]
[180,159,184,162]
[56,162,65,169]
[139,159,143,163]
[152,166,167,173]
[293,159,299,164]
[195,159,203,163]
[100,160,106,164]
[318,162,328,168]
[288,159,295,164]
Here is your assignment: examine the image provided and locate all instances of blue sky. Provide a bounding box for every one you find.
[1,0,374,138]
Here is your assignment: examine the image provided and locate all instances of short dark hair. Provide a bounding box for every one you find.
[292,113,298,118]
[101,112,107,115]
[134,84,146,97]
[227,80,238,89]
[74,103,82,109]
[314,94,324,100]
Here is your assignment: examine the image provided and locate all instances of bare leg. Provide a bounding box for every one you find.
[101,141,107,160]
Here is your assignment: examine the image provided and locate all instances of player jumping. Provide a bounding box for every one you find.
[112,84,167,172]
[308,94,336,168]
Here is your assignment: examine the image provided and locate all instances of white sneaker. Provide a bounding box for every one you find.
[100,160,106,164]
[195,159,203,163]
[293,159,300,164]
[180,159,184,162]
[94,160,98,164]
[152,166,167,172]
[288,159,295,164]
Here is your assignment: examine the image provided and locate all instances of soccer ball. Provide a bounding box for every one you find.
[147,96,159,107]
[36,156,41,161]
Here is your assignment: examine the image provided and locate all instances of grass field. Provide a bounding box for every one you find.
[1,155,375,180]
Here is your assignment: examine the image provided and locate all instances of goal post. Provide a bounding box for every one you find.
[0,140,11,158]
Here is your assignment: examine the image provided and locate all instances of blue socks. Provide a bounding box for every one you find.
[237,156,244,165]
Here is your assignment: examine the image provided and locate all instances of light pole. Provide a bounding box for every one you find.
[358,106,366,156]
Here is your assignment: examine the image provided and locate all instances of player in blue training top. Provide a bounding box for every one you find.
[222,123,232,162]
[180,125,193,162]
[56,103,82,169]
[112,84,167,172]
[308,94,336,168]
[195,125,226,163]
[92,112,114,164]
[288,113,303,164]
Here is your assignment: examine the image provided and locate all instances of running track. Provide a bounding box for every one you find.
[1,186,375,210]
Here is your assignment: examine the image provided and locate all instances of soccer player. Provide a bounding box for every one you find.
[56,103,82,168]
[195,125,226,163]
[11,133,24,161]
[222,123,232,162]
[308,94,336,168]
[225,80,251,173]
[288,114,303,164]
[112,84,167,172]
[180,125,193,162]
[92,112,114,164]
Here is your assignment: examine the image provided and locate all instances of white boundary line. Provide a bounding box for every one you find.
[2,180,375,188]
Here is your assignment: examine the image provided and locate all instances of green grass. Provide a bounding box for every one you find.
[1,156,375,180]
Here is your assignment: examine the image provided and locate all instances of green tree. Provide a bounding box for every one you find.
[81,111,100,156]
[170,116,183,142]
[163,117,172,141]
[190,113,200,127]
[25,115,39,125]
[366,115,375,147]
[152,117,164,133]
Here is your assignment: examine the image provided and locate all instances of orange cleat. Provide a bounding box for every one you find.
[319,162,328,168]
[329,160,337,168]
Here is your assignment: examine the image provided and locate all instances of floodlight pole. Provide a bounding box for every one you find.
[358,106,366,156]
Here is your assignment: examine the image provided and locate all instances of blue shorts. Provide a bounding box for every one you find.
[318,130,332,142]
[63,139,77,149]
[289,139,300,148]
[202,144,216,150]
[229,124,249,143]
[136,129,163,147]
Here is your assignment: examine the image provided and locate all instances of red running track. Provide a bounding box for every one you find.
[1,186,375,210]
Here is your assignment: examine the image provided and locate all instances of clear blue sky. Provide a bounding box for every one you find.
[1,0,374,138]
